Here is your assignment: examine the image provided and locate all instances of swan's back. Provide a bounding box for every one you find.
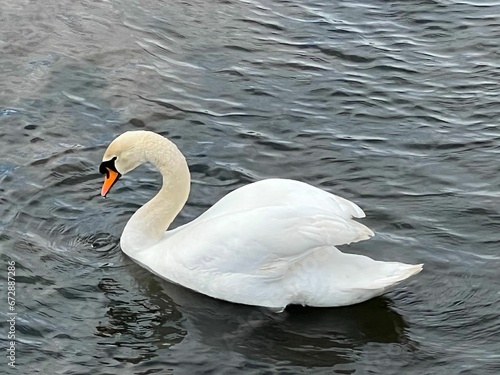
[197,178,367,221]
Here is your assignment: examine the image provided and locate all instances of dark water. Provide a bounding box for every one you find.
[1,0,500,373]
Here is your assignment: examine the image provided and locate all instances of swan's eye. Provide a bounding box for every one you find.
[99,156,118,177]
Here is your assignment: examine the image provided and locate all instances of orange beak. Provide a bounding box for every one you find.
[101,168,120,197]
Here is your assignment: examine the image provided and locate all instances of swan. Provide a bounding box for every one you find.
[99,130,422,310]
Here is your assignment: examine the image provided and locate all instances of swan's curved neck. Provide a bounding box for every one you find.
[120,135,190,254]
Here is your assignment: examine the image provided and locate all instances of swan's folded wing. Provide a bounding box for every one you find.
[165,205,373,278]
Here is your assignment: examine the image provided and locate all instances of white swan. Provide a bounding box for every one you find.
[99,131,422,310]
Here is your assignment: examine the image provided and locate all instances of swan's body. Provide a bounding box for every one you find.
[100,131,422,310]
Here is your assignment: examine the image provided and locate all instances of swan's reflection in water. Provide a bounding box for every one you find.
[96,261,415,370]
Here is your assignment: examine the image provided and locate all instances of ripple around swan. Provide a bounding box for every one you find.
[1,0,500,373]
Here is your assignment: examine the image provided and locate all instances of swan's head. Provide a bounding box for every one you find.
[100,131,148,197]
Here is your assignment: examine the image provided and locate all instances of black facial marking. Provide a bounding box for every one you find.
[99,156,119,178]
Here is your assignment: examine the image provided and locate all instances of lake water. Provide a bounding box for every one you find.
[1,0,500,373]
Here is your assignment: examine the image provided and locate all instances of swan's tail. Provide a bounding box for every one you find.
[370,262,423,289]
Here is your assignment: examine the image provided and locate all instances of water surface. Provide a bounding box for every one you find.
[1,0,500,373]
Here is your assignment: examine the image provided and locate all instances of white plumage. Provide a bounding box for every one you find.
[100,131,422,311]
